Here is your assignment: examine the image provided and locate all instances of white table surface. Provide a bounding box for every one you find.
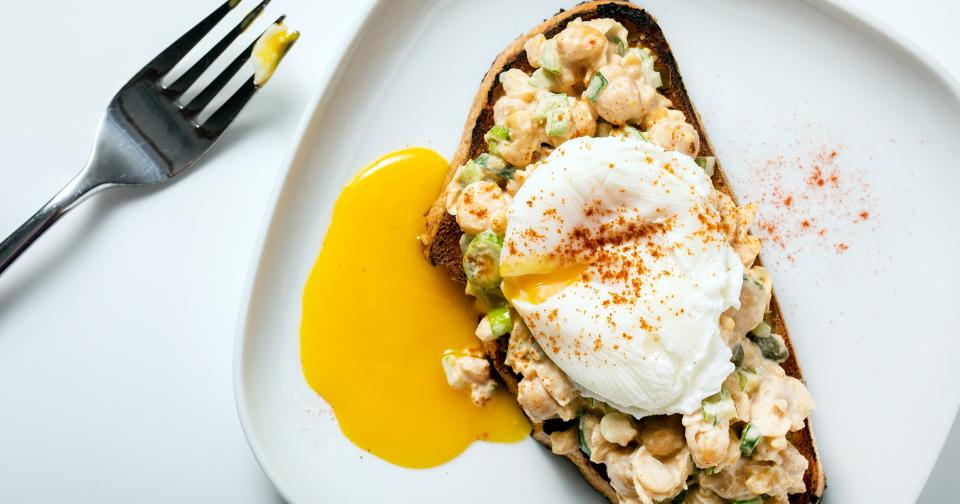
[0,1,956,502]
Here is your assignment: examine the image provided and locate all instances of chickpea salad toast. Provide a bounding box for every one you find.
[420,2,824,503]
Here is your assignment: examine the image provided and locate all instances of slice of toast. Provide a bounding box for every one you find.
[420,2,825,502]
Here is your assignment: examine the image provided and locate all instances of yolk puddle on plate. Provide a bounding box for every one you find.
[300,147,530,468]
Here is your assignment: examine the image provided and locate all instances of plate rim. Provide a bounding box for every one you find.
[232,1,960,502]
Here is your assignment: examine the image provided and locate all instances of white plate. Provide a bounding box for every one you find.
[234,1,960,502]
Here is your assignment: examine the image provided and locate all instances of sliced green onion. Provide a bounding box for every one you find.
[487,306,513,337]
[695,156,716,177]
[540,39,561,74]
[751,321,772,338]
[623,125,649,142]
[473,230,503,246]
[737,369,761,393]
[585,71,608,102]
[463,232,503,289]
[530,68,553,89]
[494,167,516,180]
[474,153,505,169]
[578,416,592,456]
[702,389,736,425]
[732,499,762,504]
[739,422,762,457]
[743,272,763,288]
[751,333,790,363]
[473,153,513,181]
[703,466,718,476]
[459,233,474,254]
[730,343,744,368]
[615,38,626,56]
[458,160,483,187]
[545,107,569,137]
[465,281,505,312]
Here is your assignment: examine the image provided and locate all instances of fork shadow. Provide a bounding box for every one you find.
[0,132,243,321]
[0,184,153,322]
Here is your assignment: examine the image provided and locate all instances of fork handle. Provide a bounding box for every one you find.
[0,169,108,277]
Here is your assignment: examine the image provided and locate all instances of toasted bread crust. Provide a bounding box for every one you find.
[422,2,824,502]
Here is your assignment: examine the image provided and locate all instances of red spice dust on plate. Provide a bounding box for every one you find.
[744,144,876,264]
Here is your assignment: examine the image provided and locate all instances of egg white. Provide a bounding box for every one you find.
[500,136,742,418]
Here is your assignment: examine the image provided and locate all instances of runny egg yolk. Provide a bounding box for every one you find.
[300,148,530,468]
[501,263,589,305]
[252,23,299,86]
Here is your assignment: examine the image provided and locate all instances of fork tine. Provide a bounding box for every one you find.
[181,39,256,117]
[164,0,270,98]
[182,15,286,117]
[198,27,298,137]
[140,0,242,80]
[198,77,257,138]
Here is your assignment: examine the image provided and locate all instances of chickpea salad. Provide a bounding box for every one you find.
[438,17,815,504]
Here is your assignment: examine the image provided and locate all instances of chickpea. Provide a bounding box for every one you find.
[599,412,638,446]
[498,110,539,166]
[592,65,644,125]
[639,415,685,457]
[555,24,607,63]
[455,181,508,235]
[684,420,731,468]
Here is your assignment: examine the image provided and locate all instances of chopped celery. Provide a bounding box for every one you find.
[540,39,561,74]
[530,68,553,89]
[739,422,762,457]
[484,124,510,155]
[751,321,772,338]
[463,232,503,289]
[585,71,608,101]
[695,156,716,177]
[441,353,464,388]
[533,92,568,120]
[737,369,761,393]
[650,71,663,89]
[458,160,483,187]
[545,107,569,137]
[487,306,513,337]
[701,389,736,425]
[485,124,510,142]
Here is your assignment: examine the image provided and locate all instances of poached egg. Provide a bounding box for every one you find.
[500,136,743,418]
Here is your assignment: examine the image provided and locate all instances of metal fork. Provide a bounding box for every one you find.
[0,0,297,276]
